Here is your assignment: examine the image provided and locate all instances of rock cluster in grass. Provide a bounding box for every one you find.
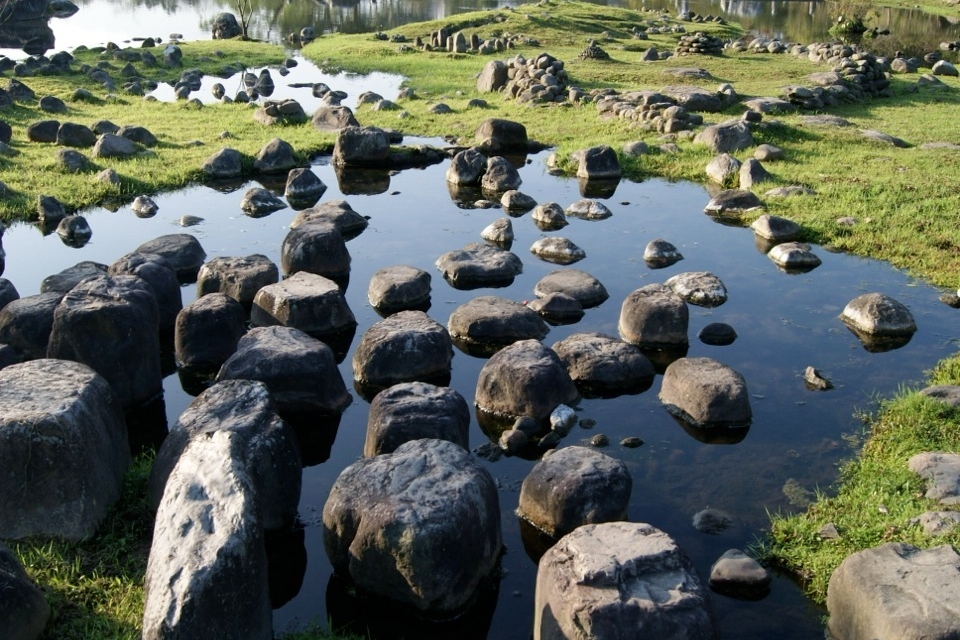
[675,31,725,56]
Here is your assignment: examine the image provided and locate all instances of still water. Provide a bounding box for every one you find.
[3,134,958,636]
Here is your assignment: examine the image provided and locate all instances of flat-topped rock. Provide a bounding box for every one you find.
[552,332,654,397]
[290,199,368,239]
[448,295,548,353]
[352,310,453,394]
[660,357,752,428]
[436,242,522,289]
[768,242,821,271]
[751,214,801,241]
[840,292,916,337]
[530,237,586,265]
[367,265,431,313]
[618,283,689,349]
[251,271,356,337]
[534,269,608,308]
[197,254,279,306]
[364,381,469,456]
[135,233,207,283]
[704,189,764,214]
[909,452,960,504]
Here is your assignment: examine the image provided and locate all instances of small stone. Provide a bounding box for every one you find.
[818,522,841,540]
[692,507,733,534]
[804,366,833,390]
[590,433,609,447]
[620,436,644,448]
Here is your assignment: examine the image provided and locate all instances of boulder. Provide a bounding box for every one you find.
[251,271,357,337]
[475,339,579,423]
[57,121,96,148]
[574,145,621,180]
[739,158,773,189]
[0,542,50,639]
[367,265,431,313]
[26,119,59,143]
[352,310,453,393]
[55,149,92,174]
[143,430,272,640]
[660,357,752,428]
[643,238,684,268]
[664,271,728,307]
[211,12,243,39]
[475,118,528,152]
[754,144,784,161]
[0,359,129,539]
[693,508,734,534]
[767,242,821,271]
[530,237,586,265]
[705,153,741,187]
[698,322,738,346]
[477,59,509,92]
[919,385,960,407]
[518,446,632,537]
[445,148,487,185]
[827,543,960,640]
[37,194,67,227]
[311,105,360,132]
[284,167,327,202]
[481,155,522,193]
[175,293,246,370]
[47,275,162,410]
[533,270,608,308]
[694,120,754,153]
[750,214,800,242]
[135,233,207,283]
[39,96,67,114]
[565,199,612,220]
[280,220,351,284]
[240,187,286,217]
[703,189,764,215]
[0,278,18,310]
[253,137,297,173]
[448,295,548,352]
[364,381,470,456]
[290,199,368,239]
[531,202,568,231]
[333,126,389,167]
[323,438,502,615]
[481,218,514,248]
[118,125,157,147]
[618,283,689,348]
[92,133,137,158]
[436,242,522,289]
[0,292,63,359]
[908,452,960,504]
[534,522,717,640]
[148,379,301,530]
[527,292,584,324]
[217,326,351,416]
[55,215,92,246]
[501,189,537,212]
[839,293,916,337]
[108,252,182,332]
[662,84,723,112]
[202,147,244,179]
[131,195,159,218]
[196,254,279,306]
[709,549,772,596]
[552,332,654,397]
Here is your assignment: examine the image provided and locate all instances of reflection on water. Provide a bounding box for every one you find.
[2,147,957,638]
[2,0,958,58]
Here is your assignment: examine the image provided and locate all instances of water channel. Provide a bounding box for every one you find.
[1,0,959,637]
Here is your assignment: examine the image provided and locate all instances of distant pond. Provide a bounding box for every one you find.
[2,0,959,57]
[3,132,958,636]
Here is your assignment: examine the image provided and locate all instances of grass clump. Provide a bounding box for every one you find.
[761,353,960,603]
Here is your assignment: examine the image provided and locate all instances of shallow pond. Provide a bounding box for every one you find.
[3,130,958,636]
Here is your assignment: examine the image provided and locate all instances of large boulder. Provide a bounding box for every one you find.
[311,105,360,132]
[618,283,689,349]
[827,543,960,640]
[39,260,107,294]
[364,381,469,456]
[839,292,917,337]
[148,380,301,531]
[211,12,243,39]
[664,271,728,307]
[108,252,182,332]
[481,155,522,193]
[290,200,368,239]
[475,118,528,152]
[574,145,621,180]
[196,254,279,306]
[534,269,609,308]
[280,219,351,284]
[552,332,655,397]
[201,147,244,179]
[253,137,297,173]
[174,293,246,370]
[367,265,431,314]
[352,310,453,394]
[0,542,50,638]
[323,438,502,616]
[694,119,754,153]
[135,233,207,283]
[445,148,487,185]
[475,339,579,423]
[47,275,162,411]
[0,359,129,539]
[0,292,63,359]
[333,126,390,167]
[436,242,522,289]
[518,446,631,537]
[251,271,356,338]
[660,357,752,428]
[143,430,272,640]
[217,326,351,416]
[448,295,548,353]
[534,522,717,640]
[476,59,508,92]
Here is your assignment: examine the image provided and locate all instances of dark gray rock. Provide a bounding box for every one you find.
[47,275,162,410]
[323,438,502,615]
[0,292,63,359]
[693,508,734,533]
[211,12,243,38]
[352,310,453,392]
[143,430,272,640]
[694,119,754,153]
[535,522,717,640]
[827,543,960,640]
[0,359,129,539]
[118,125,157,146]
[643,238,684,268]
[0,542,50,639]
[481,155,522,192]
[311,105,360,132]
[475,339,579,423]
[704,189,764,214]
[39,95,67,113]
[534,269,608,308]
[175,293,246,370]
[55,148,92,174]
[92,133,138,158]
[26,119,59,143]
[475,118,528,152]
[436,242,522,288]
[148,379,301,530]
[290,200,368,239]
[280,219,351,284]
[0,278,19,310]
[240,187,287,217]
[574,145,621,180]
[37,194,67,226]
[135,233,207,282]
[448,295,548,351]
[254,137,297,173]
[531,202,568,231]
[552,332,654,397]
[55,215,92,246]
[445,148,488,185]
[284,167,327,201]
[57,121,96,147]
[699,322,737,346]
[367,265,431,313]
[519,446,631,537]
[665,271,728,307]
[332,126,389,168]
[108,252,182,331]
[197,254,279,306]
[619,283,689,348]
[251,271,356,336]
[527,292,584,323]
[202,147,243,179]
[217,326,351,415]
[364,381,469,456]
[660,357,752,428]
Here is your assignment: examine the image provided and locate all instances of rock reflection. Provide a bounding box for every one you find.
[669,412,751,445]
[265,524,307,609]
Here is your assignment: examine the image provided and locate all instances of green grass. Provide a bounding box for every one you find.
[760,354,960,603]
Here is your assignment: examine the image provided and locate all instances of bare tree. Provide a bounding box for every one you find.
[235,0,253,39]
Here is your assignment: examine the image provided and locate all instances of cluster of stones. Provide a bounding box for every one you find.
[420,24,527,55]
[477,52,571,105]
[591,87,710,133]
[675,31,725,56]
[678,10,728,25]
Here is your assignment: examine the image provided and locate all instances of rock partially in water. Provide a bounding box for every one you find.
[290,200,368,240]
[201,147,243,179]
[131,194,158,218]
[564,198,612,220]
[446,148,487,185]
[519,446,631,537]
[323,438,502,616]
[840,292,916,338]
[333,126,389,168]
[665,271,728,307]
[240,187,287,217]
[175,293,246,370]
[448,295,548,354]
[533,269,608,309]
[527,292,584,324]
[135,233,207,283]
[436,242,522,289]
[108,252,181,332]
[481,217,514,249]
[37,194,66,227]
[481,155,522,193]
[573,145,621,180]
[750,214,800,241]
[704,189,764,215]
[284,167,327,201]
[530,237,585,264]
[660,357,752,428]
[254,137,297,173]
[804,366,833,391]
[367,265,431,314]
[693,507,734,534]
[251,271,356,338]
[197,254,279,306]
[280,220,351,285]
[501,189,537,212]
[698,322,737,346]
[0,292,63,359]
[552,332,654,398]
[709,549,771,598]
[619,283,689,349]
[55,215,91,247]
[531,202,568,231]
[767,241,821,272]
[643,238,684,268]
[534,522,717,640]
[364,381,469,456]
